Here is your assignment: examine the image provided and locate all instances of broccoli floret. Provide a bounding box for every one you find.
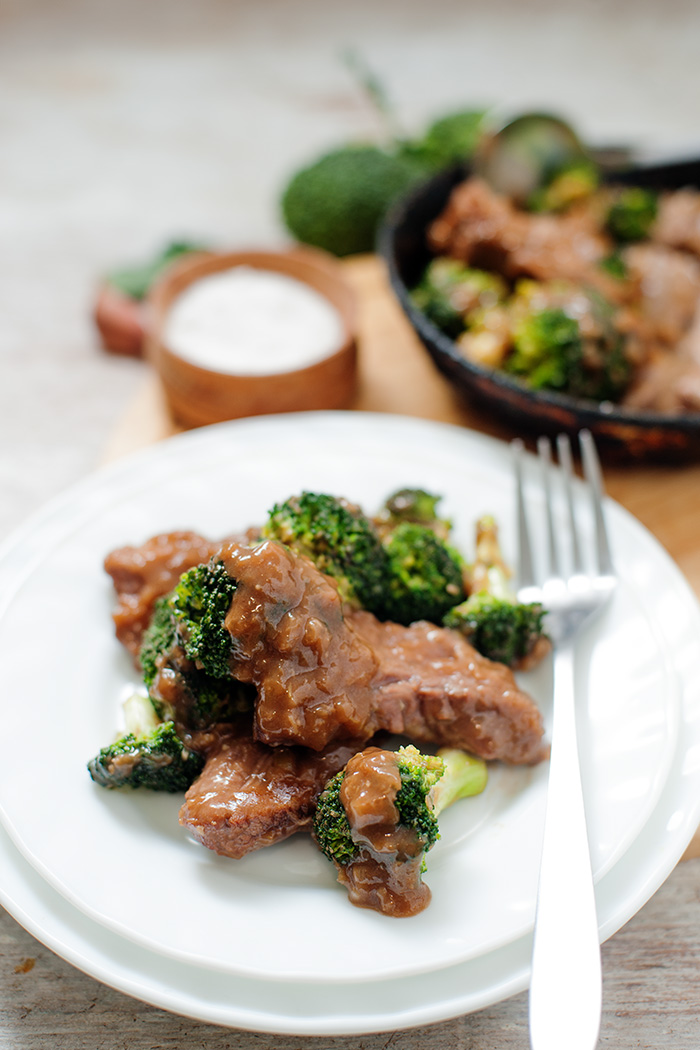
[505,307,584,392]
[140,595,177,691]
[106,240,208,301]
[88,722,204,791]
[313,744,445,869]
[406,109,487,170]
[313,743,487,915]
[382,522,465,625]
[411,280,465,339]
[606,186,658,243]
[262,491,390,613]
[383,487,443,526]
[139,588,249,730]
[168,561,237,679]
[444,515,547,667]
[445,591,547,667]
[280,145,427,257]
[411,258,507,339]
[376,487,453,543]
[87,694,204,791]
[598,251,628,280]
[527,158,600,213]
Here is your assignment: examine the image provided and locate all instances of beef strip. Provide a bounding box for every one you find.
[653,189,700,259]
[104,531,220,659]
[429,177,611,287]
[352,612,546,765]
[179,728,359,858]
[219,539,546,765]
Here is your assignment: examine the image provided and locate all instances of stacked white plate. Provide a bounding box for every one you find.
[1,413,699,1036]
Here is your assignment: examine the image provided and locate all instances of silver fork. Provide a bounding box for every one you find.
[512,430,617,1050]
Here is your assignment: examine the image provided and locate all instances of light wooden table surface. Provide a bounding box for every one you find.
[6,256,696,1049]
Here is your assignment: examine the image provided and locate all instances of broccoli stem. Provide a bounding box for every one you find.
[432,748,488,815]
[468,514,512,597]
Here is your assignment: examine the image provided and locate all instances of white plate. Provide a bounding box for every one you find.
[0,412,695,985]
[1,683,699,1036]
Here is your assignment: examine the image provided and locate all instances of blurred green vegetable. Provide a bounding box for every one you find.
[281,145,428,257]
[606,186,658,243]
[404,109,487,170]
[107,241,208,301]
[506,307,584,391]
[527,158,600,213]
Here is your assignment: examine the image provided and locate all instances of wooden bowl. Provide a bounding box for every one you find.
[145,247,358,428]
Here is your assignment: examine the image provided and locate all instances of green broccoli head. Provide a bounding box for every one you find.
[444,591,547,667]
[139,587,250,730]
[382,522,465,625]
[506,307,584,392]
[405,109,487,170]
[384,487,441,522]
[411,258,507,339]
[379,487,448,532]
[87,720,204,791]
[280,145,427,257]
[527,158,600,213]
[261,491,390,613]
[139,595,177,690]
[606,186,658,243]
[313,744,445,869]
[598,251,628,280]
[168,561,237,679]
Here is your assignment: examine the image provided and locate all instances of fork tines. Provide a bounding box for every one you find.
[512,430,613,593]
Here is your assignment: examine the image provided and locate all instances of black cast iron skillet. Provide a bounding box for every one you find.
[379,157,700,459]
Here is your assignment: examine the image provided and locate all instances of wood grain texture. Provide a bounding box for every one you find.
[3,860,700,1049]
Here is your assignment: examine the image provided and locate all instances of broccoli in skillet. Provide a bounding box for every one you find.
[527,158,600,214]
[87,692,204,792]
[313,743,487,916]
[382,522,465,625]
[605,186,658,243]
[262,491,390,613]
[444,515,547,668]
[411,258,507,340]
[504,299,631,402]
[504,307,584,393]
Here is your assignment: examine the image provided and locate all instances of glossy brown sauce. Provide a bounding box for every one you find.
[220,540,379,750]
[217,539,545,763]
[337,747,431,917]
[180,728,358,858]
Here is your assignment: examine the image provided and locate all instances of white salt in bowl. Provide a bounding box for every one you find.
[145,247,358,427]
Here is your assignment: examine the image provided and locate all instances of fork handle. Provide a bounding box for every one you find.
[529,643,602,1050]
